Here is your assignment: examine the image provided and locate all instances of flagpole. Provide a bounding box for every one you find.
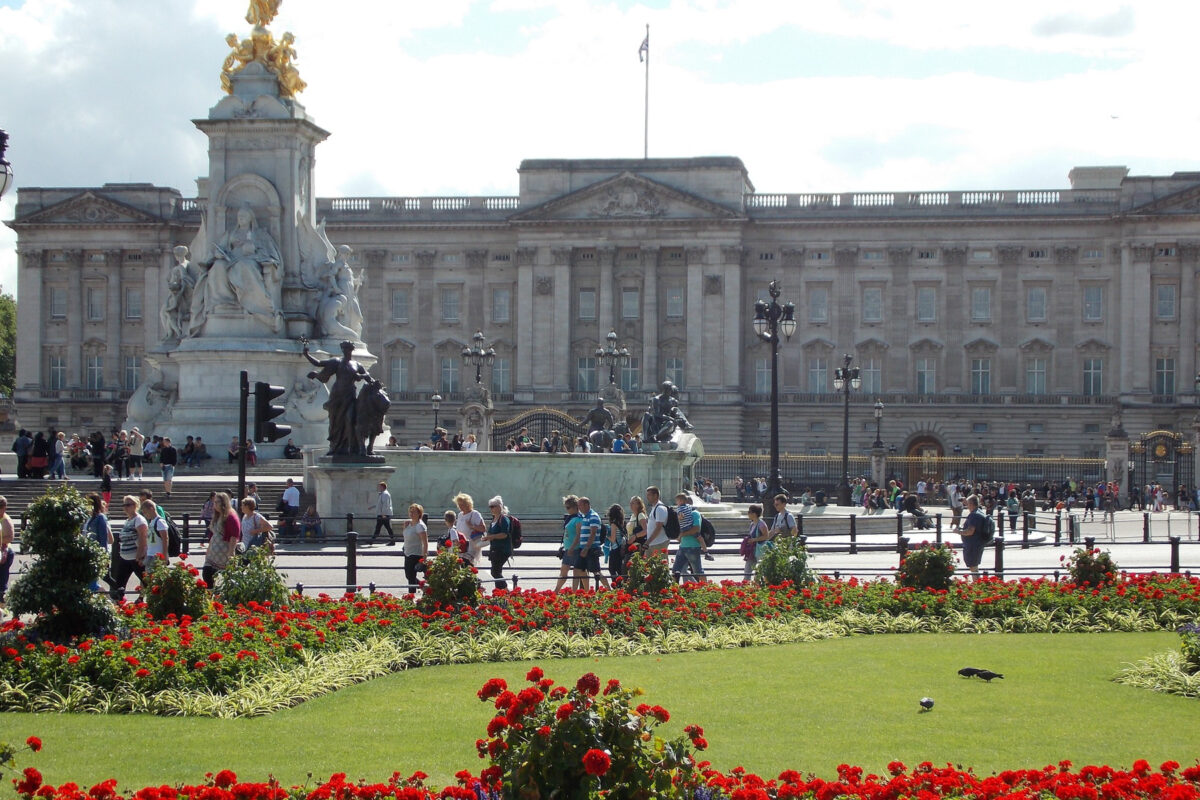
[643,24,649,159]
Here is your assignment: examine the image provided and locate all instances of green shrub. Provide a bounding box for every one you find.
[896,542,956,591]
[143,556,212,620]
[754,534,815,587]
[216,547,289,607]
[418,549,479,610]
[1063,546,1118,587]
[623,550,673,595]
[7,485,116,639]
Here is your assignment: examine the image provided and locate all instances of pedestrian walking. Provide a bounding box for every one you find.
[371,481,394,545]
[454,493,486,565]
[203,492,239,589]
[605,503,627,580]
[107,495,148,602]
[484,495,513,591]
[742,502,771,582]
[401,503,428,594]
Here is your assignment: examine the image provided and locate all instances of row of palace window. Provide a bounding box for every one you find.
[45,355,140,391]
[383,355,686,396]
[47,287,143,322]
[388,285,684,325]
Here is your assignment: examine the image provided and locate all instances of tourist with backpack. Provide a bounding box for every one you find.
[960,494,990,580]
[672,493,711,583]
[577,496,610,590]
[605,504,628,579]
[643,486,672,557]
[741,502,772,582]
[769,494,795,538]
[484,495,514,591]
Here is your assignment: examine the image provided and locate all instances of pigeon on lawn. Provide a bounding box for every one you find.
[957,667,982,678]
[919,697,934,712]
[976,670,1004,682]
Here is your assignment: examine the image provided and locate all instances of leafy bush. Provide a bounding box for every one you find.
[418,549,479,610]
[1180,623,1200,675]
[142,556,211,620]
[7,485,116,639]
[896,542,956,591]
[477,667,707,799]
[215,548,288,607]
[1064,547,1119,587]
[622,550,673,595]
[754,534,815,587]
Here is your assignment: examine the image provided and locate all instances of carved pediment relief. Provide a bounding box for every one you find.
[1019,337,1055,352]
[511,172,743,223]
[856,337,890,352]
[801,336,836,351]
[14,191,162,226]
[1129,182,1200,216]
[963,336,999,353]
[909,337,944,351]
[1076,337,1112,352]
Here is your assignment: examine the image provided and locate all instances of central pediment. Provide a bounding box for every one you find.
[511,171,744,223]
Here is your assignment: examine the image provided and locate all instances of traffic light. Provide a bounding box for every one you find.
[253,382,291,443]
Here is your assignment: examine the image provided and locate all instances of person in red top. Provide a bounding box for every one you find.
[202,492,241,589]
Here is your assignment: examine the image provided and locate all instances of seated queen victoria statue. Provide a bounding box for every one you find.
[191,204,284,335]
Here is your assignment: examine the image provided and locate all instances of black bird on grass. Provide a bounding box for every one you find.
[976,670,1004,682]
[957,667,982,678]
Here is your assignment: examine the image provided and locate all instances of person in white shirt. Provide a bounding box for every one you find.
[280,478,301,538]
[401,502,428,594]
[463,434,478,451]
[454,492,487,565]
[643,485,671,556]
[770,494,795,538]
[916,479,927,503]
[371,481,394,545]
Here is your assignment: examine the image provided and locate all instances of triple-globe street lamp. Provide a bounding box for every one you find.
[873,400,884,448]
[0,129,12,200]
[461,330,496,385]
[596,329,631,386]
[431,393,443,431]
[752,280,796,499]
[832,353,861,505]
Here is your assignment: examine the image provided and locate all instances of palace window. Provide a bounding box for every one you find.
[915,358,936,395]
[1026,357,1046,395]
[970,358,991,395]
[665,286,684,319]
[1082,286,1104,321]
[862,287,883,323]
[860,358,881,394]
[49,288,67,319]
[124,288,142,320]
[390,288,410,322]
[48,355,66,390]
[1156,284,1177,320]
[85,356,104,390]
[578,288,596,320]
[916,287,936,322]
[1026,287,1047,322]
[123,355,140,391]
[576,357,597,393]
[491,287,511,324]
[86,287,104,322]
[492,357,511,395]
[808,287,828,323]
[621,287,640,319]
[389,356,409,393]
[440,287,460,323]
[1083,358,1104,396]
[439,357,459,394]
[619,357,640,392]
[808,357,828,393]
[665,357,684,389]
[970,286,991,321]
[754,358,770,394]
[1155,357,1176,395]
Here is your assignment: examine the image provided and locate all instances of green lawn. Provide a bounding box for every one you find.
[0,632,1193,789]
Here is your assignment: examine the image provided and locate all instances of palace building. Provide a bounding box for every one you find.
[9,157,1200,463]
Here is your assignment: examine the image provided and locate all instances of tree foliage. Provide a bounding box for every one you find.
[0,288,14,397]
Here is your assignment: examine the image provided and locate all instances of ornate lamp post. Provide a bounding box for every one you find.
[431,393,443,431]
[832,353,861,505]
[0,130,12,200]
[873,400,884,448]
[752,280,796,499]
[596,329,631,386]
[461,330,496,385]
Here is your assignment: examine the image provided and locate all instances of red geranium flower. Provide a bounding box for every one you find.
[477,677,507,701]
[576,672,601,696]
[582,748,611,776]
[525,666,544,683]
[25,736,42,752]
[556,702,575,720]
[213,769,237,788]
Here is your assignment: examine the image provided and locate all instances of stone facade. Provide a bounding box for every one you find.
[9,159,1200,458]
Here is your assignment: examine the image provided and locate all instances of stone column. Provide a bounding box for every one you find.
[640,248,659,389]
[65,250,83,388]
[105,249,124,389]
[16,249,44,391]
[871,445,886,489]
[722,246,744,391]
[515,247,536,396]
[1129,245,1153,394]
[685,247,704,391]
[552,247,572,392]
[1180,244,1199,389]
[598,247,615,333]
[414,249,437,389]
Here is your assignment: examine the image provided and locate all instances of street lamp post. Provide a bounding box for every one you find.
[596,329,631,386]
[431,393,443,431]
[873,400,884,448]
[752,280,796,499]
[832,353,861,505]
[461,330,496,385]
[0,129,12,200]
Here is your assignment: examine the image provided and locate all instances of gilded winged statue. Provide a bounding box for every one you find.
[246,0,282,28]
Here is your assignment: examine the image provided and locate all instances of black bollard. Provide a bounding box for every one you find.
[1169,535,1181,573]
[898,535,909,557]
[345,530,358,593]
[993,536,1005,580]
[1022,512,1030,550]
[1054,512,1062,546]
[1143,513,1151,543]
[1084,536,1095,552]
[181,513,191,555]
[849,515,858,555]
[935,513,943,545]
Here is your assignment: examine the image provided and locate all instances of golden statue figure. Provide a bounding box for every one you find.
[246,0,282,28]
[219,0,305,97]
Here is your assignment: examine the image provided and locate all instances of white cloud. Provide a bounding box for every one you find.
[4,0,1200,293]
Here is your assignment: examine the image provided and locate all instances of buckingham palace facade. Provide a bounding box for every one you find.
[8,156,1200,458]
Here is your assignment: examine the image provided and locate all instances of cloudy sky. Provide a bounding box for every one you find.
[2,0,1200,292]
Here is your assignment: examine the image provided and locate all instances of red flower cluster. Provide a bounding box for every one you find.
[582,748,611,776]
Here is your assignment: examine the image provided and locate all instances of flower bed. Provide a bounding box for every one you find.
[2,570,1198,715]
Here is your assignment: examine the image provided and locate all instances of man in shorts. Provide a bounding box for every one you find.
[644,486,670,556]
[127,427,145,480]
[158,437,178,497]
[577,497,610,590]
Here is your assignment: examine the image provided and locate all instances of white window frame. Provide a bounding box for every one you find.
[621,287,640,320]
[577,357,597,393]
[1083,358,1104,396]
[916,357,936,395]
[124,287,143,320]
[1026,357,1046,395]
[439,356,460,394]
[970,357,991,395]
[390,288,410,322]
[970,286,991,322]
[665,357,685,389]
[665,286,684,319]
[861,287,883,323]
[1082,286,1104,322]
[809,287,829,323]
[1156,284,1177,320]
[389,356,409,393]
[578,288,597,320]
[807,356,828,393]
[1026,287,1047,323]
[916,287,936,322]
[492,357,512,394]
[439,287,460,324]
[491,287,511,324]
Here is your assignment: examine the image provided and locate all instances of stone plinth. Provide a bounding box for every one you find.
[308,461,396,536]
